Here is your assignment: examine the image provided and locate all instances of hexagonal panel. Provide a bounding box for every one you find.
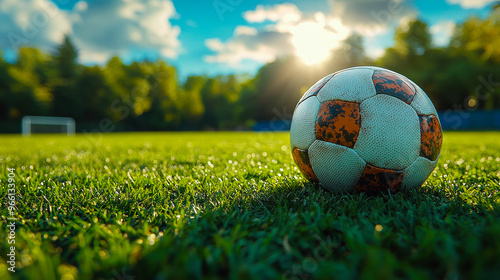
[354,94,420,170]
[410,83,438,115]
[308,140,366,192]
[402,156,438,190]
[316,68,376,103]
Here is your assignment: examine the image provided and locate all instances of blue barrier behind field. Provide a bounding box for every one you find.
[254,110,500,131]
[253,120,291,131]
[438,110,500,130]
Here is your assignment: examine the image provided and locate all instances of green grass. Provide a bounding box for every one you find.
[1,131,500,280]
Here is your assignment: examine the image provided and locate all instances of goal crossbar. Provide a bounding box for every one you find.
[22,116,76,136]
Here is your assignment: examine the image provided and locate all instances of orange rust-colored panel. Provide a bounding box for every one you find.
[315,100,361,148]
[372,70,415,104]
[419,114,443,161]
[292,148,318,182]
[355,164,403,194]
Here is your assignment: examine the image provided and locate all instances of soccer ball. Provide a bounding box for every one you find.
[290,66,442,194]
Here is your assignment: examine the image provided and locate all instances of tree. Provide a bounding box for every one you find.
[0,51,11,121]
[377,19,434,106]
[54,35,79,80]
[107,59,180,130]
[141,60,180,130]
[337,33,369,66]
[103,56,130,121]
[5,47,52,119]
[51,35,83,119]
[394,19,431,57]
[180,75,206,129]
[377,10,500,111]
[253,56,308,121]
[1,8,498,131]
[450,5,500,63]
[235,76,258,128]
[77,66,117,122]
[200,75,241,129]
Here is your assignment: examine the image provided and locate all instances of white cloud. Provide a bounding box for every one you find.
[73,0,181,63]
[366,47,385,59]
[446,0,497,9]
[74,1,88,12]
[186,19,197,28]
[430,21,456,46]
[205,38,225,52]
[290,17,349,65]
[328,0,416,37]
[206,4,351,66]
[244,3,302,24]
[0,0,72,51]
[204,31,294,66]
[78,51,110,64]
[234,26,258,36]
[0,0,181,64]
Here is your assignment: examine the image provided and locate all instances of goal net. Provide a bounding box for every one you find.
[22,116,75,136]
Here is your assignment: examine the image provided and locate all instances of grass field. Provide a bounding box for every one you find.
[1,131,500,280]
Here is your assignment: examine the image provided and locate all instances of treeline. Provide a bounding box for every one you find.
[0,7,499,132]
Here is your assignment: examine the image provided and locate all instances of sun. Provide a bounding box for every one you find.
[290,22,339,65]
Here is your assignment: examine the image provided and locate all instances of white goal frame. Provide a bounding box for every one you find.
[21,116,75,136]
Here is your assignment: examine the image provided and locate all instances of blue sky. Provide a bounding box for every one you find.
[0,0,496,80]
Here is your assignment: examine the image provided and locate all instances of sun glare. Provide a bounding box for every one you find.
[291,22,339,65]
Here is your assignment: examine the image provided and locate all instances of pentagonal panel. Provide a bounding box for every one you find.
[355,164,403,194]
[308,140,366,192]
[354,94,420,170]
[419,114,443,161]
[290,96,321,150]
[410,83,438,115]
[316,68,376,103]
[292,148,318,182]
[402,156,438,190]
[315,100,361,148]
[296,73,335,106]
[372,70,416,104]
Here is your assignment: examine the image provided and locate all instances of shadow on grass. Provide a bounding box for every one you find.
[9,176,500,280]
[125,179,500,280]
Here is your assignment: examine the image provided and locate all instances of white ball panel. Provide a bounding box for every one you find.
[346,66,390,72]
[410,83,437,115]
[354,94,420,170]
[402,156,438,190]
[290,96,321,150]
[316,68,376,103]
[308,140,366,192]
[357,66,412,79]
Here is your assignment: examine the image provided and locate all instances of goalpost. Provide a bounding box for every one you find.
[21,116,76,136]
